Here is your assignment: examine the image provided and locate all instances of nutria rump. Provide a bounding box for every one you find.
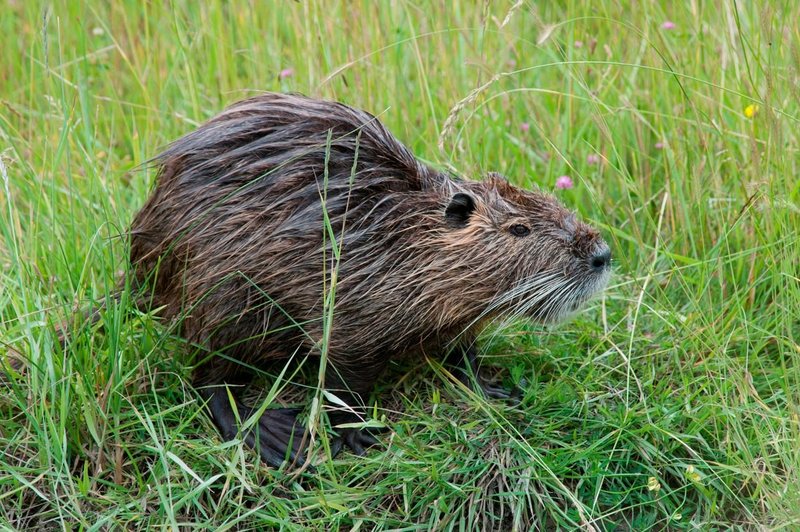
[128,92,611,467]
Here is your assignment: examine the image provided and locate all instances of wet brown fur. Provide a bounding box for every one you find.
[129,92,609,406]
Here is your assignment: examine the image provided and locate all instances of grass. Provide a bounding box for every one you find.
[1,0,798,529]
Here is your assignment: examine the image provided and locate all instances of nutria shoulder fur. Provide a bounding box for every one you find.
[128,92,611,466]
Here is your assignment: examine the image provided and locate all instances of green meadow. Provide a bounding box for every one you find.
[1,1,798,529]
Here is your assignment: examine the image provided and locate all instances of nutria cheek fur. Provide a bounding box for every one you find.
[128,92,610,467]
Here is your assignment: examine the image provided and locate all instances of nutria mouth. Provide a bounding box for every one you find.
[124,92,610,467]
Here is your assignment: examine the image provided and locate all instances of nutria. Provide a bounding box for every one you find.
[121,92,611,467]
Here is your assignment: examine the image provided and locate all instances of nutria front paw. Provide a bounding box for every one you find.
[463,373,523,404]
[478,378,516,401]
[446,346,523,404]
[330,427,380,457]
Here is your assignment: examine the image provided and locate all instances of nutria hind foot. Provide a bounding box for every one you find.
[199,385,310,468]
[446,345,523,403]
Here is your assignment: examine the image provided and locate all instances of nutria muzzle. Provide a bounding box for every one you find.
[589,243,612,272]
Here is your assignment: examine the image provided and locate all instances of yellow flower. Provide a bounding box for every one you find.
[744,104,759,118]
[686,464,702,483]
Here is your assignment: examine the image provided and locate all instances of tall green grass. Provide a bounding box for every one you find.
[1,1,798,529]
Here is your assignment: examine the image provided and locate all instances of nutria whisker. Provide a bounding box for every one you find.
[460,273,580,350]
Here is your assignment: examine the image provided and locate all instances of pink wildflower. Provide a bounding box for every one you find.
[555,175,574,189]
[661,21,676,30]
[520,122,530,133]
[654,141,665,149]
[574,40,584,48]
[279,68,294,80]
[586,154,600,165]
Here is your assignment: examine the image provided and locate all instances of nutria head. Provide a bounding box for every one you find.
[441,172,610,326]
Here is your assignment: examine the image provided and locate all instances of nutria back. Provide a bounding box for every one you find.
[129,93,610,394]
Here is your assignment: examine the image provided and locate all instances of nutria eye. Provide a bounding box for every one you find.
[509,224,530,237]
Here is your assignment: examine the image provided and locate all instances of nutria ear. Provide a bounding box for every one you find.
[445,192,476,227]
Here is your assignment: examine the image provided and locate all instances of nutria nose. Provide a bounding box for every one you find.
[589,244,611,272]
